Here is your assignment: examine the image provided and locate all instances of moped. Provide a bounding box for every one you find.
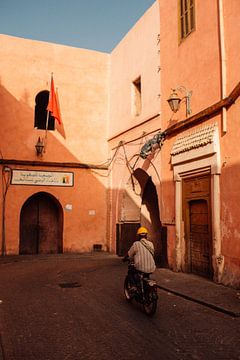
[123,259,158,316]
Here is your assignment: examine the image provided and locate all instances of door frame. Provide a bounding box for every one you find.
[171,124,224,283]
[174,164,222,282]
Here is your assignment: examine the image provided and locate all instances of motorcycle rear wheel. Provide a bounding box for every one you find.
[143,287,158,316]
[124,276,134,302]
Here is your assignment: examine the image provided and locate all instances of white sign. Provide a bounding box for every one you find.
[65,204,73,211]
[11,170,74,187]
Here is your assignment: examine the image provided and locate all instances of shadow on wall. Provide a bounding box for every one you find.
[141,176,168,267]
[114,158,240,285]
[0,84,109,254]
[0,83,102,163]
[115,167,169,268]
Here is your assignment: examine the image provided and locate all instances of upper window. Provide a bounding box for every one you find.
[132,77,142,117]
[34,91,55,130]
[179,0,195,41]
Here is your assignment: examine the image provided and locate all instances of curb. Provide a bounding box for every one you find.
[157,284,240,318]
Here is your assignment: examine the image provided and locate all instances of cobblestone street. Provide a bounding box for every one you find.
[0,253,239,360]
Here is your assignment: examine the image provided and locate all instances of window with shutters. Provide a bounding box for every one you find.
[179,0,195,41]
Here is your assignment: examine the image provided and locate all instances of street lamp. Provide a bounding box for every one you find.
[167,86,192,117]
[35,137,45,156]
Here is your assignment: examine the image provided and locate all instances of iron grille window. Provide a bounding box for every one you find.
[179,0,195,41]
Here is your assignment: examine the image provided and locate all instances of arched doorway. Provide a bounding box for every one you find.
[116,167,168,267]
[134,168,168,267]
[20,192,63,254]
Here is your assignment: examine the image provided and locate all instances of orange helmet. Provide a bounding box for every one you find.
[137,226,148,235]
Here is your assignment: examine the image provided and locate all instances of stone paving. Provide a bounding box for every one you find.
[154,268,240,317]
[0,253,239,360]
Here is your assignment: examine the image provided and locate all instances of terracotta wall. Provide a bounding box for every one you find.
[1,0,240,287]
[219,0,240,284]
[1,166,109,254]
[0,34,109,163]
[0,34,110,254]
[108,2,162,253]
[109,1,161,138]
[159,0,240,284]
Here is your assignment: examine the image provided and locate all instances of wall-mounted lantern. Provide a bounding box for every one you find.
[35,137,45,156]
[167,86,192,117]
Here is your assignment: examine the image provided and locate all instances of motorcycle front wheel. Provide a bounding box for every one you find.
[124,276,134,302]
[143,287,158,316]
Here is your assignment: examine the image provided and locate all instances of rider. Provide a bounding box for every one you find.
[123,226,156,288]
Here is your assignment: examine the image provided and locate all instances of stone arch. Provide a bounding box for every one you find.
[133,168,167,266]
[116,166,167,266]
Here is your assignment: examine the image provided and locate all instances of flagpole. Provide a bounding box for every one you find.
[44,111,50,152]
[45,72,53,151]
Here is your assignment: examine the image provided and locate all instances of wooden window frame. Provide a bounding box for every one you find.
[179,0,195,42]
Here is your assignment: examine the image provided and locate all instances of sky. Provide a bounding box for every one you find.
[0,0,156,53]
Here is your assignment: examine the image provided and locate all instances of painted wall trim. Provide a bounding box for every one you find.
[0,159,108,170]
[108,113,161,141]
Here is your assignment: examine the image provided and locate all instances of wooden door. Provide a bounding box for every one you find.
[182,175,212,278]
[116,222,140,256]
[20,192,63,254]
[189,199,212,277]
[19,199,39,254]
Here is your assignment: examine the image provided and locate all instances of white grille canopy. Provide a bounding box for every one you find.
[171,123,217,156]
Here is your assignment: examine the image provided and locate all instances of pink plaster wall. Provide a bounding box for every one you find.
[108,1,162,252]
[219,0,240,278]
[223,0,240,92]
[108,130,163,255]
[109,1,161,138]
[159,0,240,283]
[1,0,240,286]
[0,34,110,254]
[160,0,221,129]
[154,0,224,267]
[0,34,109,164]
[2,167,109,254]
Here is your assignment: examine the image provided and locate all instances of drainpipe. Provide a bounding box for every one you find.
[218,0,227,133]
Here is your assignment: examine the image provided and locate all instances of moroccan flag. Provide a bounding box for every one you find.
[47,75,61,125]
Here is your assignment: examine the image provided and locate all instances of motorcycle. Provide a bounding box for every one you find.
[123,259,158,316]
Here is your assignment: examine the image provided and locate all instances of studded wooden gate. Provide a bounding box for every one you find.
[20,192,63,254]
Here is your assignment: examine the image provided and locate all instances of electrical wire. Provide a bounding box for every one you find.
[91,131,165,195]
